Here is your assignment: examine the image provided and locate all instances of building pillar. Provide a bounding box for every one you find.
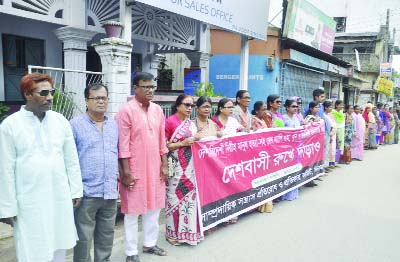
[93,38,133,116]
[54,26,97,113]
[239,36,249,91]
[186,52,210,83]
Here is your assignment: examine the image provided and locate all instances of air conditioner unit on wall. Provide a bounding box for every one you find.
[266,57,274,71]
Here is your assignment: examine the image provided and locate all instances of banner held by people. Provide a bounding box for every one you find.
[192,123,325,231]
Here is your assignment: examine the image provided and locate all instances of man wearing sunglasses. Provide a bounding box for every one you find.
[70,83,119,262]
[0,73,83,262]
[115,72,169,262]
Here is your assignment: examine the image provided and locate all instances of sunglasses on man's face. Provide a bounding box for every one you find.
[34,89,56,97]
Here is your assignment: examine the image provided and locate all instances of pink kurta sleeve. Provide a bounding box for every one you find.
[158,108,168,155]
[165,116,174,141]
[115,105,132,159]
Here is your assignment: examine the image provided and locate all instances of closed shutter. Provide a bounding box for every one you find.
[280,63,324,107]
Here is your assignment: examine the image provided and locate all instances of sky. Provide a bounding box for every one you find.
[268,0,400,71]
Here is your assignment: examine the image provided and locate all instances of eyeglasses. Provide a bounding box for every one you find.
[241,96,251,100]
[34,89,56,97]
[137,85,157,91]
[182,103,195,108]
[199,105,211,110]
[87,96,109,102]
[223,106,234,109]
[274,100,282,104]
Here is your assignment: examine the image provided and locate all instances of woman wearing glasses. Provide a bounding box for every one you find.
[263,94,284,128]
[194,96,222,139]
[164,94,203,246]
[211,98,245,136]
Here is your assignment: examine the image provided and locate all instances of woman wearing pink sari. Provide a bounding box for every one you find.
[164,94,203,246]
[351,105,365,161]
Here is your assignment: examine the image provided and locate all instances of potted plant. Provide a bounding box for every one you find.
[102,21,124,38]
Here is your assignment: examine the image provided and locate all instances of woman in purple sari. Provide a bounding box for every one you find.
[165,94,203,246]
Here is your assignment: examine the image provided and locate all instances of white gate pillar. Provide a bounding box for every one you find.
[94,38,133,116]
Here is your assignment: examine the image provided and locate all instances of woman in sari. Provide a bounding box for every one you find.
[332,100,345,163]
[211,98,245,224]
[263,94,284,128]
[394,107,400,144]
[211,98,245,135]
[303,101,323,187]
[339,105,354,164]
[383,104,392,144]
[193,96,222,140]
[281,99,301,199]
[351,105,365,161]
[322,101,338,168]
[250,101,273,213]
[388,107,395,144]
[304,101,322,124]
[323,100,334,171]
[165,94,203,246]
[233,90,252,130]
[363,104,377,150]
[251,101,268,130]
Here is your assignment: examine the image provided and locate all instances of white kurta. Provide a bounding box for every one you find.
[0,106,83,262]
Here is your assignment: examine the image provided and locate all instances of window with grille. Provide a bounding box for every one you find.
[334,17,347,33]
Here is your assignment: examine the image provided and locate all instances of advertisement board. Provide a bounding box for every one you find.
[376,76,394,96]
[135,0,270,40]
[380,63,392,77]
[283,0,336,54]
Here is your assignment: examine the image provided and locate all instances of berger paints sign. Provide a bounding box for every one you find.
[135,0,270,40]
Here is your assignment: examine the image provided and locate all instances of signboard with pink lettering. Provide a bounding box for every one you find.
[192,123,325,231]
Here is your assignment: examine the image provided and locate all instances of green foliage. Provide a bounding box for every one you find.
[52,90,75,120]
[194,81,222,98]
[0,103,10,123]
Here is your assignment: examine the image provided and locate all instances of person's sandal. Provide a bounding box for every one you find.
[143,245,168,256]
[126,255,140,262]
[166,237,181,246]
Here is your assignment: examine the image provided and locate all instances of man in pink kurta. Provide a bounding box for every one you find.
[115,72,169,262]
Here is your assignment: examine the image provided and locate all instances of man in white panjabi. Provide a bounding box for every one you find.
[0,73,83,262]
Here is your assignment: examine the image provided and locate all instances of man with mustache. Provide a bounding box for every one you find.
[115,72,169,262]
[0,73,83,262]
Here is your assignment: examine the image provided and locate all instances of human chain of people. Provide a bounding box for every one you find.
[0,72,399,262]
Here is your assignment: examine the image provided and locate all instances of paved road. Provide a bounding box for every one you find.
[2,144,400,262]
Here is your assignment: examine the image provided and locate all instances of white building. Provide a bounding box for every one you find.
[0,0,270,117]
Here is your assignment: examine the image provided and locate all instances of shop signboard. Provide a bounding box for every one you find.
[380,63,392,77]
[376,76,394,96]
[135,0,270,40]
[283,0,336,54]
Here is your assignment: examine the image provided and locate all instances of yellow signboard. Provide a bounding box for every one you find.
[376,77,394,96]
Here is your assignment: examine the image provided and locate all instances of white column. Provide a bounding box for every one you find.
[54,26,97,113]
[64,0,86,28]
[120,0,132,42]
[94,38,133,116]
[239,36,249,91]
[199,53,210,83]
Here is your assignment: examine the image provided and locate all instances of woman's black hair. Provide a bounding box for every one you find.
[353,105,360,110]
[323,100,333,111]
[215,98,233,116]
[345,104,353,112]
[335,99,343,108]
[266,94,280,110]
[251,101,265,115]
[196,96,212,108]
[306,101,319,116]
[284,99,296,110]
[235,90,249,105]
[171,94,192,114]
